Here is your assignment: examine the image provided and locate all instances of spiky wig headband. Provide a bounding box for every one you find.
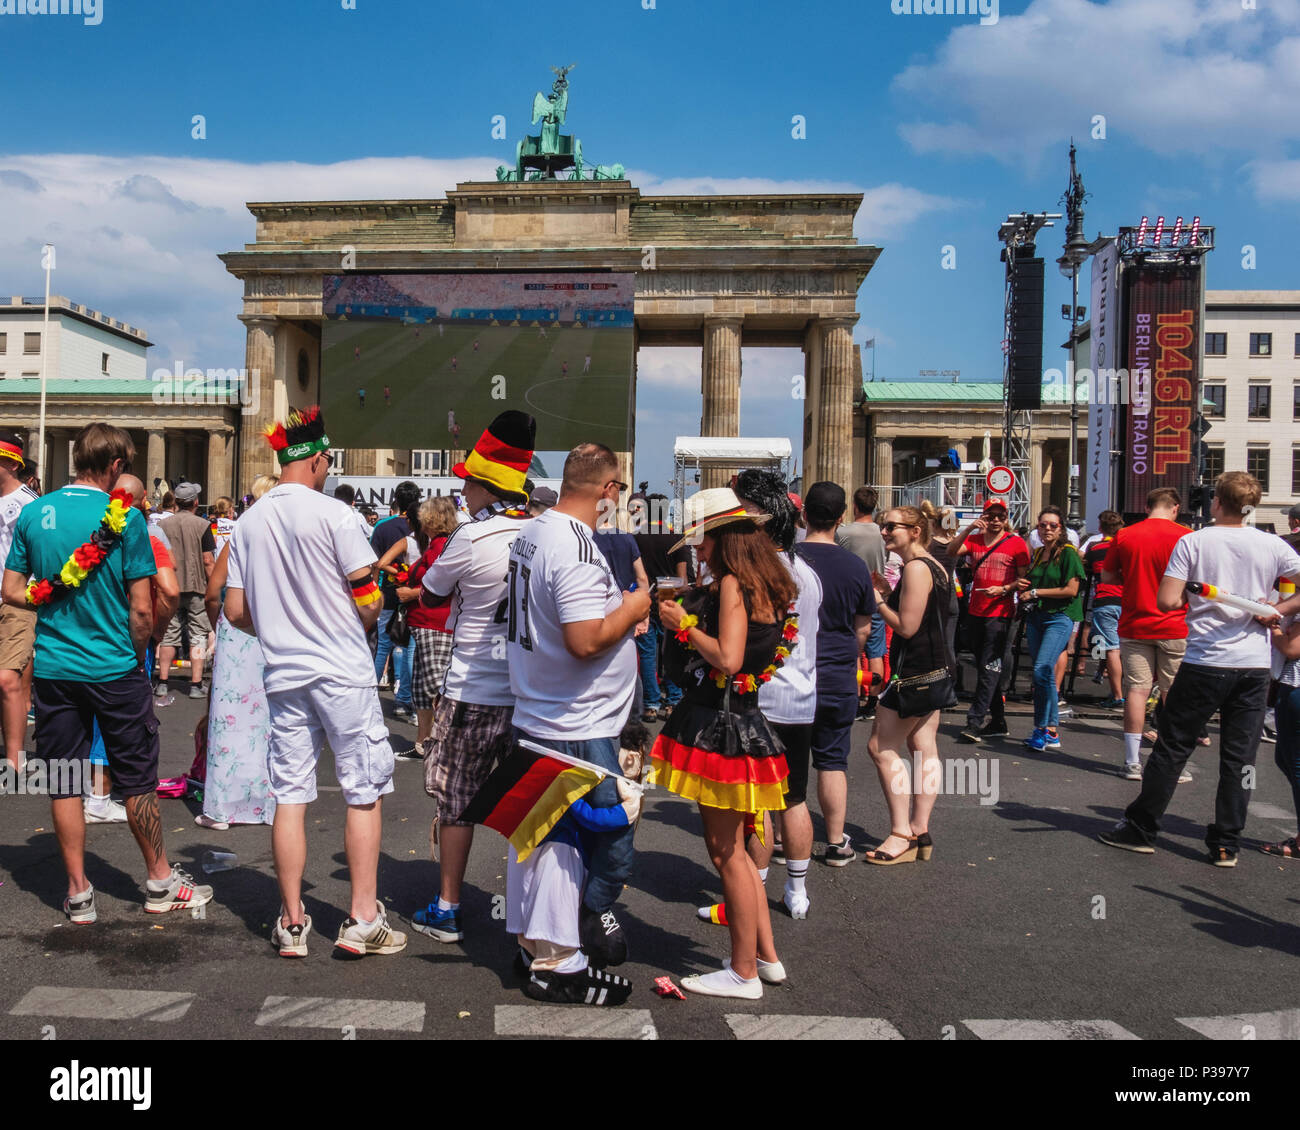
[265,406,330,466]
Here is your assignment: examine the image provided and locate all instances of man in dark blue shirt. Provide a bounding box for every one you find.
[797,481,875,866]
[371,480,421,721]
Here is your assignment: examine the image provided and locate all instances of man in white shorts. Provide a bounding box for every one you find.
[225,406,404,959]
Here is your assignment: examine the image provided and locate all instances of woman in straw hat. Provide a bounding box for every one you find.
[653,487,799,999]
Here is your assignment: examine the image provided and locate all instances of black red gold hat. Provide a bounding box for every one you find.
[265,406,329,466]
[669,487,769,553]
[0,427,25,468]
[453,411,537,503]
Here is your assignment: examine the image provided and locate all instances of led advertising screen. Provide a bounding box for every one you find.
[321,272,635,451]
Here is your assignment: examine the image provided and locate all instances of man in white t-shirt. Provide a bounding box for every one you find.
[507,442,649,971]
[412,411,536,947]
[1102,472,1300,866]
[225,406,405,960]
[0,427,38,772]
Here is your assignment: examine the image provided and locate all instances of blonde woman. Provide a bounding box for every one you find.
[394,497,458,753]
[198,473,278,829]
[865,507,955,864]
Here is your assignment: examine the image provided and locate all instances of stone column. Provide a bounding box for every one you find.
[207,429,232,500]
[1031,438,1047,520]
[813,316,859,498]
[873,434,895,497]
[238,315,278,494]
[146,429,165,495]
[802,324,823,484]
[701,316,742,487]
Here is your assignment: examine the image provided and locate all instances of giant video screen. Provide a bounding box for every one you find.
[321,272,635,451]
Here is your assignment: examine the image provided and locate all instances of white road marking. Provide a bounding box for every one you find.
[1248,802,1296,823]
[1177,1009,1300,1040]
[10,987,194,1022]
[494,1004,657,1039]
[725,1014,904,1040]
[963,1019,1140,1040]
[255,996,424,1032]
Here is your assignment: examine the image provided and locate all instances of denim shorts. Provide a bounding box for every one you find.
[865,612,888,660]
[1091,603,1121,652]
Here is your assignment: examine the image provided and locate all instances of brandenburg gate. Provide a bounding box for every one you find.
[220,76,878,494]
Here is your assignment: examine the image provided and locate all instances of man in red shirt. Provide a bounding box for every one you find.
[952,502,1031,743]
[1100,487,1190,779]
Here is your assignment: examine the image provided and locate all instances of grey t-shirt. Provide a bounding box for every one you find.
[836,521,886,577]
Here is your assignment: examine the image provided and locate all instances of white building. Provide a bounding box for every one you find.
[1202,290,1300,531]
[0,294,149,383]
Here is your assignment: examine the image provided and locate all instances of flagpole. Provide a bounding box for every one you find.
[38,245,53,483]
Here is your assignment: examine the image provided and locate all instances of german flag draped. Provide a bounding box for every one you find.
[460,740,607,862]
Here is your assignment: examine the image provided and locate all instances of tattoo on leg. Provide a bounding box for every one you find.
[126,793,164,861]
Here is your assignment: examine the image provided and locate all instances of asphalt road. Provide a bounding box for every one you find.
[1,684,1298,1044]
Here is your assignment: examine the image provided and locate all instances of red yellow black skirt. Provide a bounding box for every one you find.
[650,700,788,814]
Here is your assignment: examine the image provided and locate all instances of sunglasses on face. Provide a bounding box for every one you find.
[605,480,628,493]
[1037,521,1061,529]
[880,521,917,534]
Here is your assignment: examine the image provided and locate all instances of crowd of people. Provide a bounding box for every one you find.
[5,409,1300,1007]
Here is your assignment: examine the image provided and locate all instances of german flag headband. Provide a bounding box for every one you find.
[265,406,330,466]
[0,440,24,467]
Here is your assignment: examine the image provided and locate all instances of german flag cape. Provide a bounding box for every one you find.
[461,739,607,863]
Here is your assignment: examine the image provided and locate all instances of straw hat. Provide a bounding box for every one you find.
[669,487,769,552]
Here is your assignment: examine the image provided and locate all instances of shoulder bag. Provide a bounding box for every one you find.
[892,560,958,718]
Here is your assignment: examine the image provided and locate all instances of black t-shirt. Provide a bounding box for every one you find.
[634,532,689,584]
[797,540,876,697]
[594,530,641,591]
[371,515,411,610]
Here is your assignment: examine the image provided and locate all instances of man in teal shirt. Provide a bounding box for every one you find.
[3,423,213,924]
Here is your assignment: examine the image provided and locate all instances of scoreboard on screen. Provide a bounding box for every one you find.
[1121,261,1202,513]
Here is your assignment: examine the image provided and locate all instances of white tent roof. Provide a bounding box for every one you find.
[673,436,793,461]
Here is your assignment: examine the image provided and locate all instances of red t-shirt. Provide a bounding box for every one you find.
[966,533,1031,618]
[407,535,452,632]
[1084,536,1122,606]
[1100,517,1191,639]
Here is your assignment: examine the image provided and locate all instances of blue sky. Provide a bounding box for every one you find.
[3,0,1299,491]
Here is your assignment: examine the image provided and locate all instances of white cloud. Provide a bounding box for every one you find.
[893,0,1300,163]
[1247,158,1300,202]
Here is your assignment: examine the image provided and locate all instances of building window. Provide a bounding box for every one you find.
[1203,385,1226,417]
[23,333,40,354]
[21,371,37,379]
[101,352,110,374]
[1205,332,1226,356]
[0,332,6,353]
[1293,450,1300,495]
[1295,332,1300,357]
[410,449,445,477]
[1204,446,1224,482]
[1294,385,1300,421]
[1248,384,1272,419]
[1250,332,1272,357]
[1247,447,1270,493]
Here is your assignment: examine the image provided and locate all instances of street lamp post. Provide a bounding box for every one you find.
[1057,143,1091,533]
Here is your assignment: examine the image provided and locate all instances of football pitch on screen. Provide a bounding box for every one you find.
[321,320,634,451]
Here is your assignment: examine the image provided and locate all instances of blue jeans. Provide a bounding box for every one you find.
[634,618,681,710]
[1025,610,1074,730]
[1275,683,1300,829]
[515,729,635,914]
[374,607,414,709]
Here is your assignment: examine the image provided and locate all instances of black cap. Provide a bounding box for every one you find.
[803,481,846,527]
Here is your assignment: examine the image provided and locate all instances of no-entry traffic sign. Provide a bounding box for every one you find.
[986,465,1016,495]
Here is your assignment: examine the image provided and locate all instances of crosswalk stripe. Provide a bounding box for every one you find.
[725,1014,904,1040]
[1247,802,1296,823]
[10,987,194,1022]
[255,996,425,1033]
[494,1004,657,1039]
[963,1019,1140,1040]
[1176,1009,1300,1040]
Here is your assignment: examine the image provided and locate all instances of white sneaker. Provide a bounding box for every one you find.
[194,813,229,830]
[1177,770,1193,784]
[84,797,127,824]
[334,899,407,956]
[726,956,786,985]
[1123,761,1143,781]
[272,906,312,958]
[783,888,809,920]
[681,966,763,1000]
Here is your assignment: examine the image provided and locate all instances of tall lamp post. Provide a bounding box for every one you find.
[1057,143,1090,532]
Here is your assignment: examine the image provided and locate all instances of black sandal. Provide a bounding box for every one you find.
[1260,837,1300,859]
[865,834,918,866]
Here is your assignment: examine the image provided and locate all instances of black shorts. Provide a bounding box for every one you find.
[34,671,160,800]
[811,694,857,773]
[772,722,812,806]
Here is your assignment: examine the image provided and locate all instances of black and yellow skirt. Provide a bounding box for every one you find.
[650,699,788,814]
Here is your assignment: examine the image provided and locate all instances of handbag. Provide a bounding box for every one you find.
[386,600,412,647]
[891,560,958,718]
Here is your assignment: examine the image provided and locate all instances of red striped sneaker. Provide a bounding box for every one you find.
[144,865,214,914]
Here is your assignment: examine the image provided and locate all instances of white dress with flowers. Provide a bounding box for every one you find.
[204,611,275,825]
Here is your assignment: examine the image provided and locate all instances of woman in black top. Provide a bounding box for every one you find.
[865,506,954,864]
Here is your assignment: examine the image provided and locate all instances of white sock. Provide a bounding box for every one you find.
[757,867,768,882]
[436,896,458,912]
[1124,733,1141,765]
[786,859,809,895]
[146,876,170,892]
[553,950,588,974]
[69,885,92,901]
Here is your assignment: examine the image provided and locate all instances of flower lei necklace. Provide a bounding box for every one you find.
[673,596,799,695]
[26,488,133,607]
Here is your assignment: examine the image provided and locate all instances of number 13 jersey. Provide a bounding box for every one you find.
[422,512,525,706]
[506,508,636,740]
